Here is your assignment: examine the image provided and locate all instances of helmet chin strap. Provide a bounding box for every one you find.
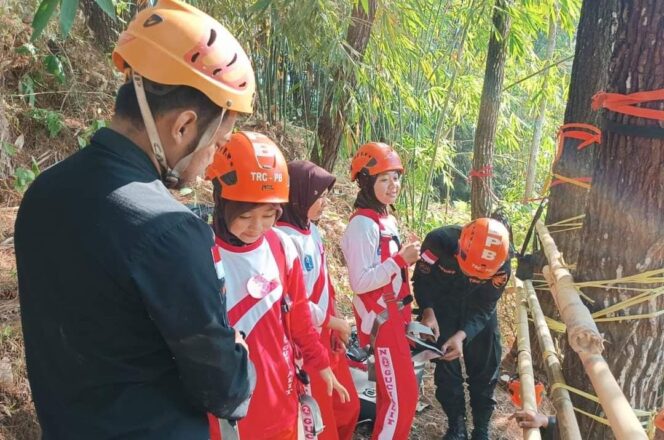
[132,70,226,188]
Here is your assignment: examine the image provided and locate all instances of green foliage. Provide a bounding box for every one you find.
[25,0,581,234]
[93,0,116,19]
[14,159,41,192]
[44,54,66,83]
[29,109,65,138]
[77,119,107,149]
[31,0,60,41]
[1,142,17,158]
[19,74,36,108]
[30,0,116,40]
[59,0,80,37]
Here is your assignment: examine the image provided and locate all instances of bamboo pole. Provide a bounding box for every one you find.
[524,279,582,440]
[515,278,542,440]
[535,221,603,355]
[536,221,648,440]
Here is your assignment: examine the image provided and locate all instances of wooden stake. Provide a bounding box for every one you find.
[525,279,582,440]
[536,221,648,440]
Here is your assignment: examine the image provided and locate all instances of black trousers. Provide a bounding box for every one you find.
[433,312,501,417]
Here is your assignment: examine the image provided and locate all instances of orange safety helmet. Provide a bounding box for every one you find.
[508,377,545,408]
[350,142,404,181]
[205,131,289,203]
[457,218,510,279]
[112,0,255,113]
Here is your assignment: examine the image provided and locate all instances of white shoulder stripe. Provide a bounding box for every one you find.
[232,286,283,338]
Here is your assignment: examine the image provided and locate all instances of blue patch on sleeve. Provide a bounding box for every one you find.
[304,255,314,272]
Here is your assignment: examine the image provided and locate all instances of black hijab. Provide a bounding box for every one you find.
[279,160,336,230]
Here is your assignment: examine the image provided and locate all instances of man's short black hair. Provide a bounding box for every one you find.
[114,78,222,131]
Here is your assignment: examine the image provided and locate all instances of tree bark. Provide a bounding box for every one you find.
[312,0,377,172]
[544,0,617,265]
[524,13,557,201]
[567,1,664,438]
[81,0,136,53]
[526,0,619,387]
[470,0,511,219]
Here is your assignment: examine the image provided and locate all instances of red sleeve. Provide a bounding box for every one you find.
[288,257,330,371]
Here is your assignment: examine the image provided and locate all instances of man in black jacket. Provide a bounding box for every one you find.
[413,218,511,440]
[15,1,257,438]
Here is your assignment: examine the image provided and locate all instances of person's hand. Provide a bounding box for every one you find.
[420,308,440,341]
[441,331,466,361]
[398,241,421,265]
[319,367,350,403]
[328,316,351,345]
[509,409,550,429]
[235,329,249,352]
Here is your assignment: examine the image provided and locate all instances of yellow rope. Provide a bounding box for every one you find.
[546,214,585,228]
[550,383,657,432]
[544,316,566,333]
[548,226,583,234]
[572,269,664,323]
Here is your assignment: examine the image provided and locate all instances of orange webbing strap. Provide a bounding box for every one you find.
[536,123,601,195]
[467,164,493,181]
[592,89,664,121]
[549,174,592,190]
[554,123,602,162]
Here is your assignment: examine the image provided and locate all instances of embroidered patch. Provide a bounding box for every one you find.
[417,260,431,274]
[303,254,314,272]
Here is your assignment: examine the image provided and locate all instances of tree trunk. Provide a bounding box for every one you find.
[544,0,617,265]
[312,0,377,172]
[470,0,511,219]
[81,0,136,53]
[566,1,664,438]
[524,13,557,201]
[526,0,619,382]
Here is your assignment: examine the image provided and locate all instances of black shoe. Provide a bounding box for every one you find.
[470,409,492,440]
[443,414,468,440]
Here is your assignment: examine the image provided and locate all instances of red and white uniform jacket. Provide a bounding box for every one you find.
[340,210,411,347]
[212,228,330,439]
[276,222,332,332]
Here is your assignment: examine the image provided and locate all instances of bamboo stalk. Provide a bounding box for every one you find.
[536,221,648,440]
[515,278,542,440]
[535,221,603,355]
[524,279,582,440]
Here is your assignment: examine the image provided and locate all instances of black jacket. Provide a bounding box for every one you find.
[412,226,511,342]
[15,128,250,439]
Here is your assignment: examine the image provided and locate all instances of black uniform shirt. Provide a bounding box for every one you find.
[412,226,511,342]
[15,128,250,439]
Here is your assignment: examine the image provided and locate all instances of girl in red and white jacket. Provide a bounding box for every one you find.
[276,160,360,440]
[205,132,349,440]
[340,143,420,440]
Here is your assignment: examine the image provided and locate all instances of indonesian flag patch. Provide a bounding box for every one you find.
[421,249,438,265]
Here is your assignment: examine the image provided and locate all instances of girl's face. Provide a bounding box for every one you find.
[373,171,402,205]
[307,189,329,222]
[229,204,279,244]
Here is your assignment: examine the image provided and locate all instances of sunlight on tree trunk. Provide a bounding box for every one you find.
[544,0,617,265]
[470,0,511,219]
[567,2,664,437]
[313,0,377,172]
